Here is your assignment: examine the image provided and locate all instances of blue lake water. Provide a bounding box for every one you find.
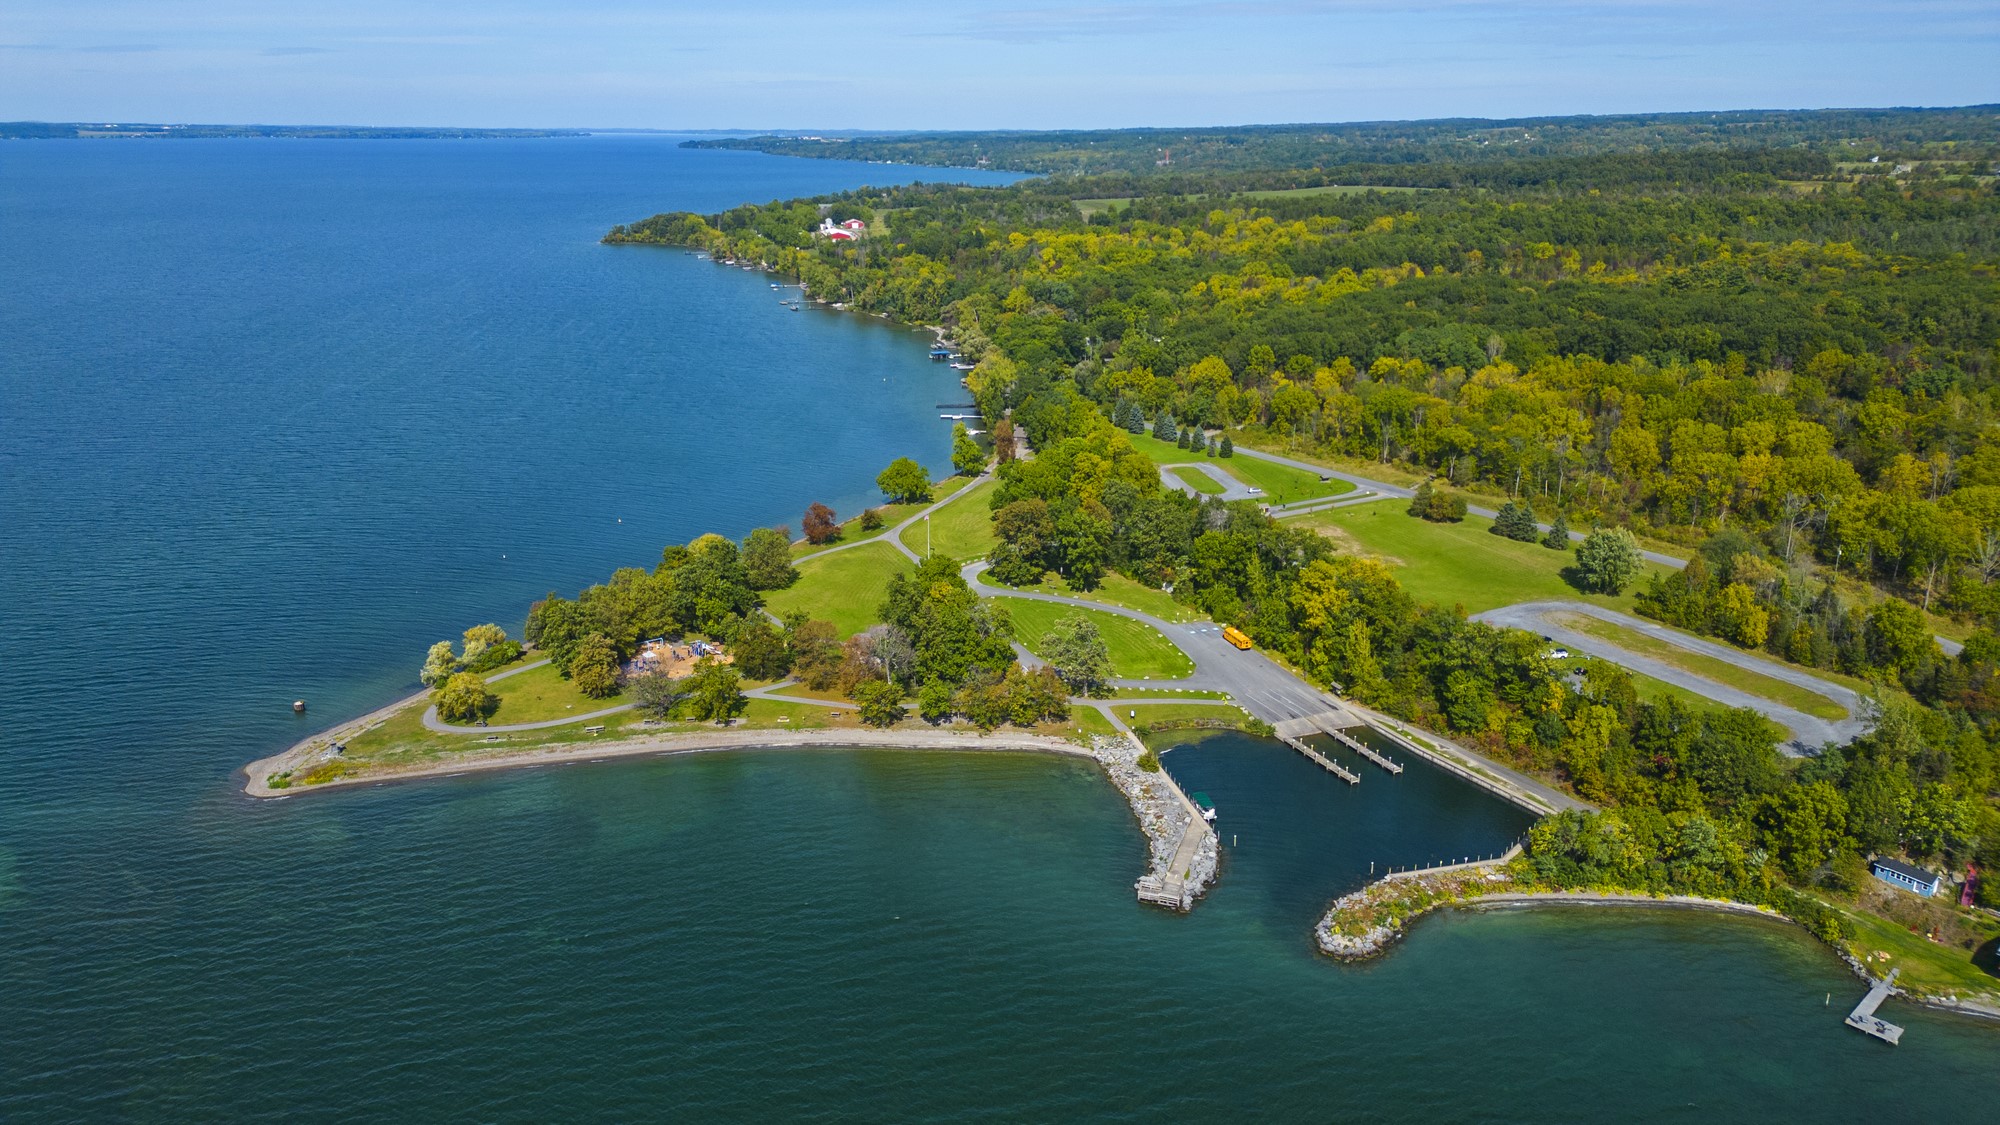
[2,138,1995,1120]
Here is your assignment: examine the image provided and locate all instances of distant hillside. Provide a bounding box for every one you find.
[686,106,2000,175]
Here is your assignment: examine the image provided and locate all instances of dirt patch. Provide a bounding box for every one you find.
[1308,522,1405,567]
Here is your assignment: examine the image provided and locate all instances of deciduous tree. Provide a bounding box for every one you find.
[741,526,797,590]
[434,672,492,724]
[570,632,623,698]
[802,502,839,545]
[877,457,933,504]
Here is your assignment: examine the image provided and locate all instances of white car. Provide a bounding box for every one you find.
[1547,648,1571,660]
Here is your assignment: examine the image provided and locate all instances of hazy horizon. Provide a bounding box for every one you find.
[4,1,1995,132]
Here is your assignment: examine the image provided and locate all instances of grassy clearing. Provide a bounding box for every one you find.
[997,598,1195,680]
[1224,453,1356,505]
[484,660,623,724]
[764,541,911,636]
[1125,429,1352,503]
[899,477,998,560]
[1074,197,1134,217]
[1551,612,1849,721]
[1125,702,1257,732]
[794,475,974,558]
[1077,185,1419,217]
[1236,184,1421,200]
[1230,436,1431,488]
[1170,465,1226,494]
[1831,896,2000,1003]
[1616,665,1719,709]
[1013,572,1202,624]
[1070,707,1122,739]
[1290,500,1666,615]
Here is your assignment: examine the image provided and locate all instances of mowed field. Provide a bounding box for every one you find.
[899,478,999,560]
[1013,571,1203,623]
[1124,429,1353,504]
[998,598,1195,680]
[764,540,912,636]
[1288,500,1667,615]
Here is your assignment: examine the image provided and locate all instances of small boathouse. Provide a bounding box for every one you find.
[1870,857,1943,897]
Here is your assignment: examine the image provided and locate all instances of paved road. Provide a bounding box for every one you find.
[966,560,1347,723]
[1158,461,1262,502]
[1472,600,1867,752]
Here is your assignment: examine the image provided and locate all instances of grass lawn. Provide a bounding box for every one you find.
[1069,707,1122,740]
[1230,436,1431,488]
[1290,500,1668,615]
[484,659,624,724]
[1170,465,1226,494]
[1013,571,1202,624]
[1124,702,1256,731]
[1224,453,1357,505]
[1549,612,1850,721]
[1074,197,1134,217]
[1616,665,1719,710]
[899,477,998,560]
[764,540,911,636]
[996,598,1196,679]
[794,474,975,558]
[1125,429,1353,504]
[1831,897,2000,1003]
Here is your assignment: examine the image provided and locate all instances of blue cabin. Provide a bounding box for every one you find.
[1870,857,1942,897]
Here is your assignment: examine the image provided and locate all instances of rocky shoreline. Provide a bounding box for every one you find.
[1088,734,1218,911]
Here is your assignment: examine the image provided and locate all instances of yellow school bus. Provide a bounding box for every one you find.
[1222,626,1254,650]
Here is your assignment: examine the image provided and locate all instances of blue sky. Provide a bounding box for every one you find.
[3,1,1995,129]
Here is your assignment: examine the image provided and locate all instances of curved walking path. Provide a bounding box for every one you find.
[1472,600,1867,751]
[795,468,994,565]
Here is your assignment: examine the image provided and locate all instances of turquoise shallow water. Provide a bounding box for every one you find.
[2,140,1995,1120]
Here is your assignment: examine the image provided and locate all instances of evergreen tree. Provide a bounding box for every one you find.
[1544,513,1571,550]
[1206,437,1217,457]
[1407,480,1434,518]
[1492,500,1540,542]
[1219,434,1233,458]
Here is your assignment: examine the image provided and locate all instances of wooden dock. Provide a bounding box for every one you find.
[1282,735,1359,784]
[1319,724,1404,774]
[1845,968,1904,1044]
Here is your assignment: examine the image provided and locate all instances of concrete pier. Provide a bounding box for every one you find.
[1846,968,1904,1044]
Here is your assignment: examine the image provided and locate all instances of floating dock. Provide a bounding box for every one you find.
[1845,968,1904,1044]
